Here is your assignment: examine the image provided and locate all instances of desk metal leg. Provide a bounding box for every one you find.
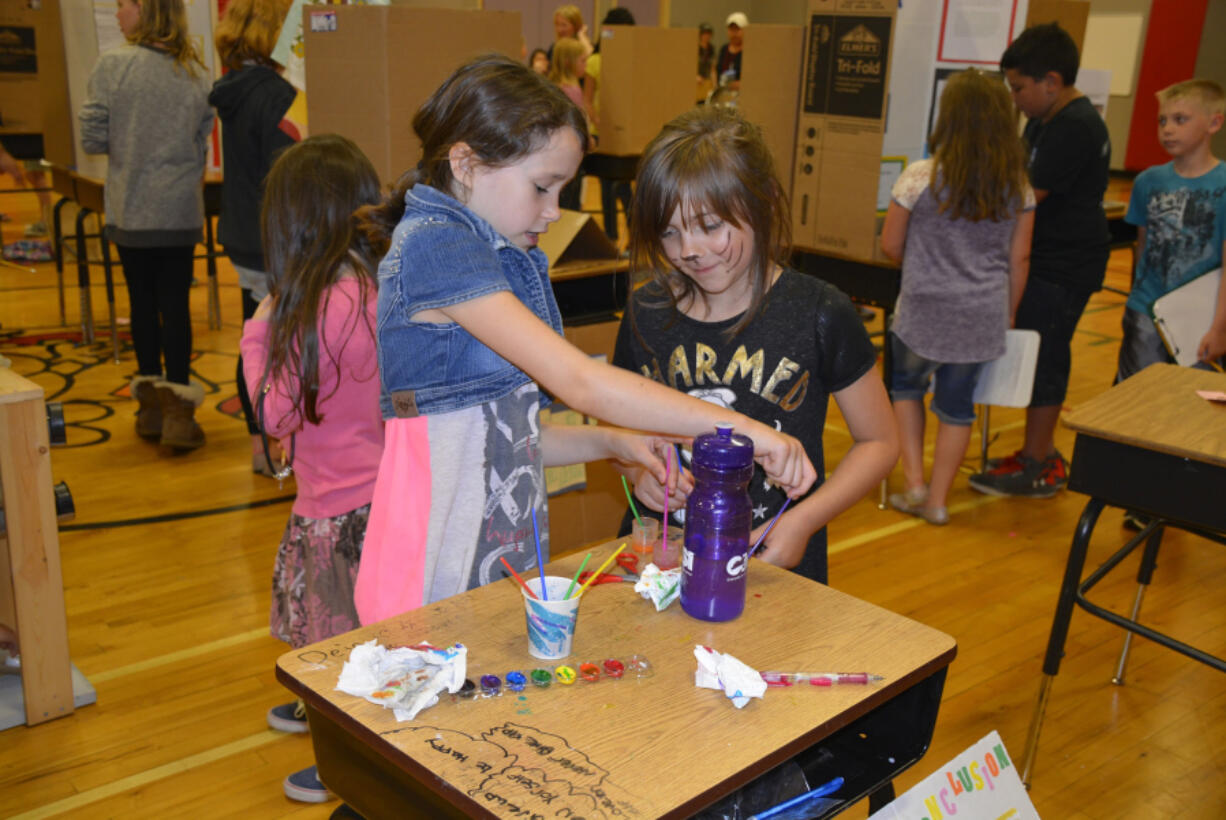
[53,197,69,326]
[205,216,221,330]
[75,208,95,344]
[99,233,120,363]
[1020,496,1105,787]
[1112,522,1164,685]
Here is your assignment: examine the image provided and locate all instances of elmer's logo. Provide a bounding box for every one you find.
[838,24,881,57]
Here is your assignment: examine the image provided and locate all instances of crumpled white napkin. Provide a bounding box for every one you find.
[634,563,682,611]
[694,645,767,708]
[336,640,467,720]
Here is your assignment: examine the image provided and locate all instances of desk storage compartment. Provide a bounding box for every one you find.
[795,666,947,816]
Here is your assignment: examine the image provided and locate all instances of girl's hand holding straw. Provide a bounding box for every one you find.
[747,498,812,570]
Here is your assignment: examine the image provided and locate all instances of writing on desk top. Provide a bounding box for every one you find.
[380,720,644,819]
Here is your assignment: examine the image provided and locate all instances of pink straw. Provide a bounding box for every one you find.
[661,446,672,554]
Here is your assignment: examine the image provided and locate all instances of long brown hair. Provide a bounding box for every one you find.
[629,105,790,340]
[929,70,1029,222]
[356,54,588,246]
[261,135,383,425]
[214,0,291,72]
[129,0,205,75]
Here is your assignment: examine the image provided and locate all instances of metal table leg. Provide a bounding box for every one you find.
[52,196,69,326]
[75,208,95,344]
[1020,496,1105,787]
[1111,522,1165,685]
[205,215,221,330]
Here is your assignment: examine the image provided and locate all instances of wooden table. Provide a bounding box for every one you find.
[1019,364,1226,785]
[0,369,75,726]
[277,545,956,819]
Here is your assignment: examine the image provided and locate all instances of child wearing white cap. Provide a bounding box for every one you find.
[717,12,748,89]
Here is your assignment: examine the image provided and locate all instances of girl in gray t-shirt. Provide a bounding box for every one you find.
[879,69,1035,525]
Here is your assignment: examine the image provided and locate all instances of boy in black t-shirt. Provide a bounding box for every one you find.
[969,22,1110,499]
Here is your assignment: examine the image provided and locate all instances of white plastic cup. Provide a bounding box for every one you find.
[522,575,581,660]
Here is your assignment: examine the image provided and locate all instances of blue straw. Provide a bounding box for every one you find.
[749,497,792,557]
[531,507,548,600]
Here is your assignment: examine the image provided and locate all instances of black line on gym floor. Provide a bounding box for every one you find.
[60,494,294,531]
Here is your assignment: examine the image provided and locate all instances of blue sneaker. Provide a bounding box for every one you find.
[267,700,308,733]
[283,764,333,803]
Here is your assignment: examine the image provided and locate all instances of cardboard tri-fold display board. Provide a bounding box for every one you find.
[303,5,520,185]
[791,0,898,262]
[597,25,696,157]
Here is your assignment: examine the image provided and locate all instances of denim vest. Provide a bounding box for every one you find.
[376,184,563,419]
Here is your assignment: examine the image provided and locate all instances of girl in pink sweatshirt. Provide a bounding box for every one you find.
[239,134,385,802]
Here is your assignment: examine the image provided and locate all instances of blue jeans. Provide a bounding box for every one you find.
[889,334,986,426]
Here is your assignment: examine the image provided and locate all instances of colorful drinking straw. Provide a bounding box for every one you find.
[531,507,548,600]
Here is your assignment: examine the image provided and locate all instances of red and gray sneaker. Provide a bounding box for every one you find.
[970,450,1068,498]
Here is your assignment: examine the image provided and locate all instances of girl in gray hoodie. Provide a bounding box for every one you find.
[79,0,214,451]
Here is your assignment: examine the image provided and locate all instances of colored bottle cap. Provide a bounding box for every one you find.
[602,659,625,678]
[458,678,477,698]
[555,665,577,685]
[693,425,754,471]
[480,674,502,695]
[506,671,527,691]
[578,662,601,682]
[530,668,553,687]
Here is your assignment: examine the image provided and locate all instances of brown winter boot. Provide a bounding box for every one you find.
[156,380,206,452]
[131,375,163,440]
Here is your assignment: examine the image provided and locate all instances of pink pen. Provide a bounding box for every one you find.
[760,672,885,687]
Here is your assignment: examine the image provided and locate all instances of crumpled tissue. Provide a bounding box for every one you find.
[694,645,767,708]
[634,563,682,611]
[336,640,467,720]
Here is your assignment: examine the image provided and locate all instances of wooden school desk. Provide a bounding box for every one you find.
[277,544,956,819]
[1019,364,1226,785]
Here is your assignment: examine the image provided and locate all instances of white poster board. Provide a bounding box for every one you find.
[867,731,1040,820]
[1081,13,1142,96]
[937,0,1020,64]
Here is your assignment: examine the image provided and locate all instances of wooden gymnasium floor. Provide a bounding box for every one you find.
[0,179,1223,819]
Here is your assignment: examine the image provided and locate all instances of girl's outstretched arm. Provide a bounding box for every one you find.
[754,368,898,570]
[435,291,817,497]
[541,425,680,493]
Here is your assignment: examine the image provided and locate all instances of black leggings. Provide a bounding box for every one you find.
[236,287,260,435]
[116,244,194,385]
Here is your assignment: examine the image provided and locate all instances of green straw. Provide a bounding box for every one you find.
[565,552,592,599]
[621,475,644,527]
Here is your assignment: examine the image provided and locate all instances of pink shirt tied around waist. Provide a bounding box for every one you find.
[240,277,384,519]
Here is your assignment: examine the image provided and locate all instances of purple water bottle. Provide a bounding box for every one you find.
[681,423,753,622]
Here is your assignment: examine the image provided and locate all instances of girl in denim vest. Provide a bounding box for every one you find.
[353,55,817,625]
[240,135,386,802]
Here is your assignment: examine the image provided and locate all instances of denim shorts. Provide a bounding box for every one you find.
[1117,307,1173,381]
[889,333,986,426]
[1013,275,1092,407]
